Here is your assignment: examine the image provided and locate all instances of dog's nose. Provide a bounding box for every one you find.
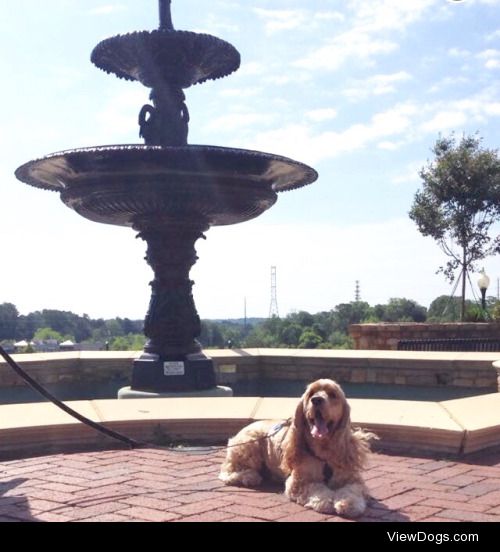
[311,396,324,406]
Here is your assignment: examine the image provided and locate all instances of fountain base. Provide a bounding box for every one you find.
[130,352,217,392]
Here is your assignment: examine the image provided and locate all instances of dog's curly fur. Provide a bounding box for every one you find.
[219,379,377,518]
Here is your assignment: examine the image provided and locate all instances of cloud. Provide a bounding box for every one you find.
[306,108,338,123]
[468,0,500,5]
[343,71,412,100]
[231,62,265,78]
[351,0,438,33]
[486,30,500,41]
[419,90,500,133]
[477,49,500,69]
[248,102,417,164]
[48,66,84,90]
[253,8,306,34]
[294,31,398,72]
[293,0,439,73]
[315,11,345,23]
[206,112,273,133]
[264,72,312,86]
[428,76,470,94]
[391,161,426,185]
[378,141,404,151]
[420,110,468,133]
[253,8,344,34]
[448,47,471,57]
[87,4,125,16]
[220,87,263,99]
[244,83,500,165]
[93,87,147,143]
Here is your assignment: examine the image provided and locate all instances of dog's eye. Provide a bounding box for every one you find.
[327,391,338,399]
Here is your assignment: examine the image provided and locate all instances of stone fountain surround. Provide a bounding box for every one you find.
[1,348,500,459]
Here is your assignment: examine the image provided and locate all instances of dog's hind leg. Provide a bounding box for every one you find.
[219,439,264,487]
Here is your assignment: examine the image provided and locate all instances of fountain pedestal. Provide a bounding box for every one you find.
[131,217,216,392]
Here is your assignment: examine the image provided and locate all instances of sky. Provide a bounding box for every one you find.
[1,0,500,321]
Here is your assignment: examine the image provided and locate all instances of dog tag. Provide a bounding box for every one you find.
[164,361,185,376]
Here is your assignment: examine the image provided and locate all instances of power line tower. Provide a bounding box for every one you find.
[269,266,279,318]
[355,280,361,302]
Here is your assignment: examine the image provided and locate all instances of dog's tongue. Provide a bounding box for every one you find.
[311,416,329,439]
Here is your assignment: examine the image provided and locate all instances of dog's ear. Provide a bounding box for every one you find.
[281,394,307,472]
[337,399,351,434]
[293,396,307,434]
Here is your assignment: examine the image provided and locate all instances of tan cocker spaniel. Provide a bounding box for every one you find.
[219,379,377,518]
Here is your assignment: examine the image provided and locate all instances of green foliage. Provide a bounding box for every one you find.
[328,331,354,349]
[279,323,303,346]
[33,327,75,343]
[463,304,489,323]
[214,297,429,350]
[199,319,253,349]
[375,298,427,323]
[109,334,146,351]
[490,301,500,322]
[332,302,374,334]
[427,295,472,322]
[298,328,323,349]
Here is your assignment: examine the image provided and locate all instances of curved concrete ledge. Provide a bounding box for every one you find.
[1,393,500,459]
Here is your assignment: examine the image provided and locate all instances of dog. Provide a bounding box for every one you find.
[219,379,377,518]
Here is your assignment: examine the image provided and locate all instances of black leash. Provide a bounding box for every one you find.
[0,344,291,453]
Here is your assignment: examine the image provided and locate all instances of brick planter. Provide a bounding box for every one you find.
[349,323,500,351]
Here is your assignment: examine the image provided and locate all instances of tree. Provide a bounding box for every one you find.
[375,298,427,323]
[332,302,373,334]
[409,133,500,320]
[33,327,74,343]
[0,303,19,340]
[279,323,303,346]
[427,295,470,322]
[298,328,323,349]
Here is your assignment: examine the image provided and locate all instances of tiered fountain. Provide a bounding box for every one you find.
[15,0,318,397]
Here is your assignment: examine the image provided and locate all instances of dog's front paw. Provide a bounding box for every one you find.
[297,484,337,514]
[307,496,337,515]
[333,496,366,518]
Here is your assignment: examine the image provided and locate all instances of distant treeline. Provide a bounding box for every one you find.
[0,305,143,345]
[1,294,498,351]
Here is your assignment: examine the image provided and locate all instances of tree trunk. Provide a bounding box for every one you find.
[460,247,467,322]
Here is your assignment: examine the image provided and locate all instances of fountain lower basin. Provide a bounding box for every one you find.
[15,145,318,227]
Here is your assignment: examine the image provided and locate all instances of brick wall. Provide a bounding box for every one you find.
[349,323,500,351]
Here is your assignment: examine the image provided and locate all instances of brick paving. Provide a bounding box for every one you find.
[2,446,500,522]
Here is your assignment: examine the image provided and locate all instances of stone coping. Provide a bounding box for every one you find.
[4,348,500,362]
[1,393,500,459]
